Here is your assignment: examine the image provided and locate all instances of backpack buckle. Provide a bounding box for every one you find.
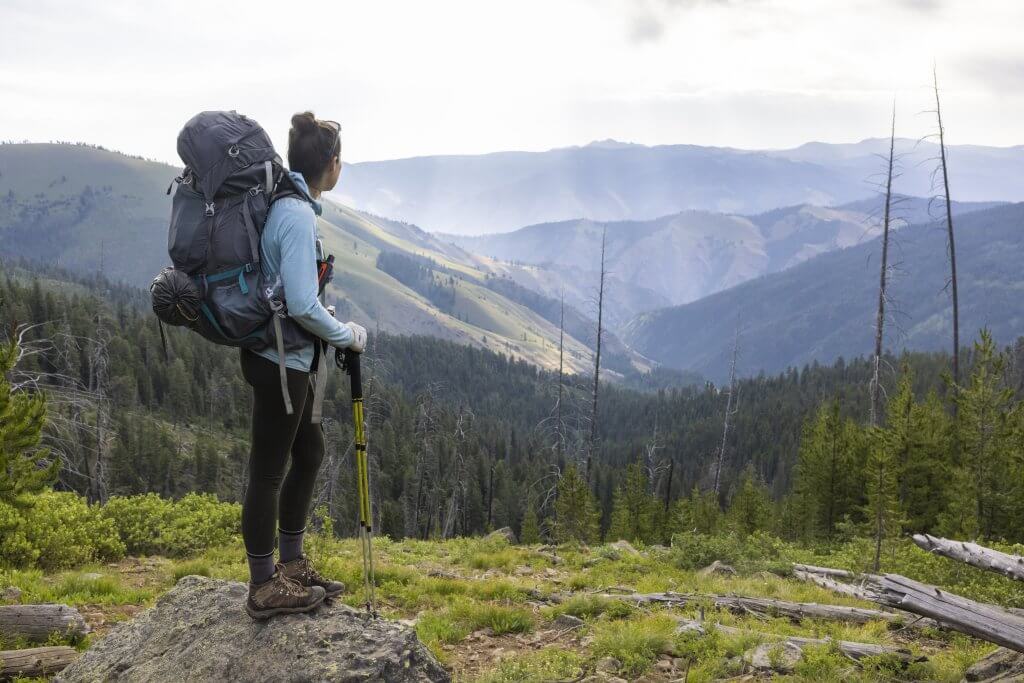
[204,202,215,217]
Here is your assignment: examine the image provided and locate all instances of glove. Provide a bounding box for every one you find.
[345,321,367,353]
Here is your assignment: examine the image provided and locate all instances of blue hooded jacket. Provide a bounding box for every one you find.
[254,171,354,372]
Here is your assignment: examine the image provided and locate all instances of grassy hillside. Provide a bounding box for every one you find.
[0,143,631,376]
[623,202,1024,380]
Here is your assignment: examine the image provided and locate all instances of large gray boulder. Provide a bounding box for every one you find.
[55,575,450,683]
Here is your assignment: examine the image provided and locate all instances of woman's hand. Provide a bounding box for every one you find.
[345,321,367,353]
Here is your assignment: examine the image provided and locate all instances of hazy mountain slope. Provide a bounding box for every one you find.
[447,198,999,325]
[773,138,1024,202]
[0,143,627,376]
[333,141,857,234]
[622,202,1024,381]
[333,139,1024,235]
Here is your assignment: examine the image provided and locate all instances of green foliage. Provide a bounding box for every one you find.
[946,330,1023,539]
[791,401,867,540]
[7,491,125,569]
[553,462,600,545]
[607,462,656,543]
[725,465,772,536]
[519,503,541,545]
[101,492,239,558]
[0,339,58,506]
[670,530,788,572]
[673,486,722,536]
[100,493,172,555]
[863,367,911,570]
[0,490,239,569]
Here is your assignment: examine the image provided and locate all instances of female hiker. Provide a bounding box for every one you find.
[241,112,367,619]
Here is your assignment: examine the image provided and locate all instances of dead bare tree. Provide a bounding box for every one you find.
[713,318,741,496]
[440,407,474,539]
[556,289,565,461]
[586,227,607,483]
[933,65,960,386]
[870,104,897,427]
[7,321,111,501]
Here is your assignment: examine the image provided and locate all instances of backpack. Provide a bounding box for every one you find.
[150,110,331,419]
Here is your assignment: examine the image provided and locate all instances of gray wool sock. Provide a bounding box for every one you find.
[278,526,306,563]
[247,551,276,585]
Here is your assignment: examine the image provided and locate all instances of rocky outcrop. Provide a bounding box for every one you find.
[54,575,450,683]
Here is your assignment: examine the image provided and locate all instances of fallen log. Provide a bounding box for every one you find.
[674,618,922,665]
[863,573,1024,653]
[792,564,855,579]
[793,569,873,600]
[585,592,897,625]
[1,646,79,678]
[0,604,90,643]
[913,534,1024,582]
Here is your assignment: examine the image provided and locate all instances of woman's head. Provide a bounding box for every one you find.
[288,111,342,195]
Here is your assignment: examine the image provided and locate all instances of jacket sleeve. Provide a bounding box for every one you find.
[277,206,355,349]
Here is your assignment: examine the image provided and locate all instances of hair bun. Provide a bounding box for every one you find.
[290,111,317,134]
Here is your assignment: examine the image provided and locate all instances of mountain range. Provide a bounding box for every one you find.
[444,196,999,325]
[622,201,1024,381]
[0,143,635,377]
[4,141,1023,386]
[333,138,1024,235]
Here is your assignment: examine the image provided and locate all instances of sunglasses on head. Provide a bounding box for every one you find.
[319,119,341,161]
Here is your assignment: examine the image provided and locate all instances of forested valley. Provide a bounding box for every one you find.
[6,257,1024,550]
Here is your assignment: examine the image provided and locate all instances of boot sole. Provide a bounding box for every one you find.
[245,592,326,620]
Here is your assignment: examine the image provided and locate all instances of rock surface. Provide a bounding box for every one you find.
[54,575,450,683]
[964,647,1024,682]
[744,641,803,674]
[485,527,517,544]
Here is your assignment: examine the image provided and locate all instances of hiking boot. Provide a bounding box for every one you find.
[279,553,345,598]
[245,564,326,620]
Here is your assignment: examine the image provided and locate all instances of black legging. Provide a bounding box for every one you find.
[240,348,325,556]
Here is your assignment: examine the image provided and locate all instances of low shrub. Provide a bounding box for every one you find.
[14,492,125,569]
[101,493,172,556]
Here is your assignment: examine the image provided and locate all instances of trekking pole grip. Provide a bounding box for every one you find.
[344,349,363,400]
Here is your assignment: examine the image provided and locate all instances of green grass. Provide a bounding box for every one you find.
[591,614,679,677]
[172,560,212,581]
[2,532,1006,682]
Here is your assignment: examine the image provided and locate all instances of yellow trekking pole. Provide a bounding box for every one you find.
[339,347,377,617]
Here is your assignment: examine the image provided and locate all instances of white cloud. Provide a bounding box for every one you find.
[1,0,1021,164]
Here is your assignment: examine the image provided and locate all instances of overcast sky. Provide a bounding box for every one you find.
[2,0,1021,165]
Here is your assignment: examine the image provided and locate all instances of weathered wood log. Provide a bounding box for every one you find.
[586,592,897,625]
[674,618,922,665]
[913,534,1024,582]
[0,645,79,678]
[792,564,855,579]
[0,604,90,643]
[793,569,873,600]
[863,573,1024,653]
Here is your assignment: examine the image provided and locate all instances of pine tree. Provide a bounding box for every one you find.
[726,465,772,536]
[792,401,865,540]
[520,502,541,545]
[864,374,908,571]
[950,330,1019,538]
[672,486,721,536]
[0,339,59,506]
[607,462,654,543]
[553,462,600,545]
